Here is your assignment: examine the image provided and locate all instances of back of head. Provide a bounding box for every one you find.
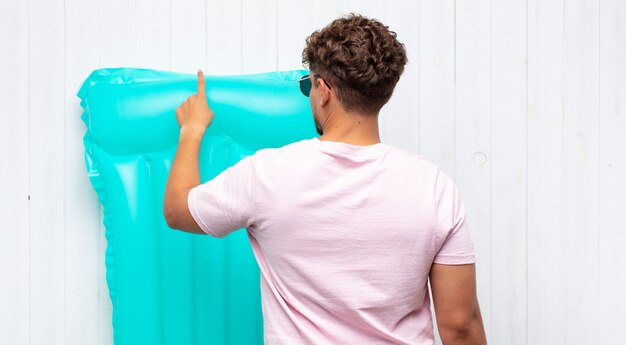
[302,13,408,115]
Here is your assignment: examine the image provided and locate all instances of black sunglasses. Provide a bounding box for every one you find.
[298,74,332,97]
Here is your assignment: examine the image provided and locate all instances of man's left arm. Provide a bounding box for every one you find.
[163,70,214,234]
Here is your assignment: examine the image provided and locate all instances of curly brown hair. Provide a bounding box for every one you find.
[302,13,408,115]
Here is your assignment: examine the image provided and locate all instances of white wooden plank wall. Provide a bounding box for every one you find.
[1,0,624,344]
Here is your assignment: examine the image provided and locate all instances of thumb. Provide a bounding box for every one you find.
[197,70,206,96]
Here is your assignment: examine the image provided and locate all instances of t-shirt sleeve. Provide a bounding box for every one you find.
[432,169,476,264]
[187,155,256,238]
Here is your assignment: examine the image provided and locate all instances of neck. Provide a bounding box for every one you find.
[318,109,381,146]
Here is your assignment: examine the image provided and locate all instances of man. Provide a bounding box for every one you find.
[164,13,487,345]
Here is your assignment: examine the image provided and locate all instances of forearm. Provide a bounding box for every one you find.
[163,70,214,231]
[164,127,205,207]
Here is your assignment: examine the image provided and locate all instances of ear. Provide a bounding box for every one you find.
[317,78,331,106]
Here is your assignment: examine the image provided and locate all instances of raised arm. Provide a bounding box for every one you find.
[164,70,214,234]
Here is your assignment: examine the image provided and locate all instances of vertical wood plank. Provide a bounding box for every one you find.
[337,0,383,19]
[172,0,206,72]
[311,0,345,28]
[418,0,455,175]
[276,0,313,71]
[527,0,566,343]
[0,0,30,344]
[455,0,493,342]
[241,0,277,74]
[100,0,136,67]
[135,0,170,69]
[564,1,600,344]
[491,0,528,343]
[64,0,109,344]
[206,0,242,75]
[599,0,626,343]
[28,0,66,343]
[379,2,420,153]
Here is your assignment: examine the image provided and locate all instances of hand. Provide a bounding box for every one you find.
[175,70,214,133]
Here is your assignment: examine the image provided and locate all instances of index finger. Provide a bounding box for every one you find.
[197,70,206,96]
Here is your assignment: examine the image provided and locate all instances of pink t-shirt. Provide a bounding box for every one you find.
[188,137,475,345]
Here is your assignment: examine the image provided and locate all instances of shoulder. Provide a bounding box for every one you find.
[386,144,442,174]
[251,138,315,161]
